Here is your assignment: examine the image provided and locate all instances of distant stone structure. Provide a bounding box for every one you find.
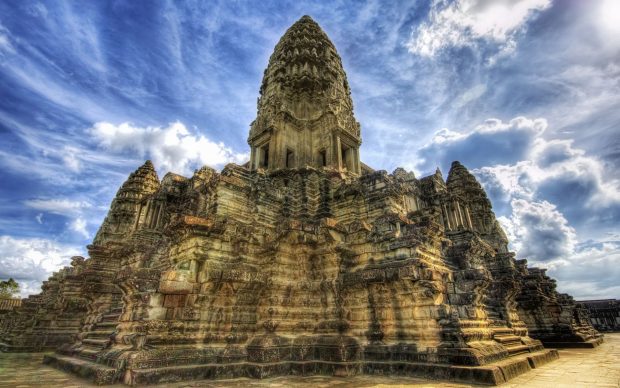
[1,15,603,385]
[0,257,88,352]
[516,266,603,347]
[578,299,620,332]
[0,298,21,317]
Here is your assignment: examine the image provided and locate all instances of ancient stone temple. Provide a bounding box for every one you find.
[578,299,620,332]
[516,265,603,348]
[0,15,603,386]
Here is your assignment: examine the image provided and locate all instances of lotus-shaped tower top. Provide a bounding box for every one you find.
[248,16,361,174]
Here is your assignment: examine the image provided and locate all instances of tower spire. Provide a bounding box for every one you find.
[248,16,361,174]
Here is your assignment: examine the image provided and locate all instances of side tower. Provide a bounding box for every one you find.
[249,16,361,174]
[94,160,161,244]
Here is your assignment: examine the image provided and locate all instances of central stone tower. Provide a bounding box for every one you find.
[249,15,361,174]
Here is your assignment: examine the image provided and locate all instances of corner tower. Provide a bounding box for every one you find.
[248,15,361,174]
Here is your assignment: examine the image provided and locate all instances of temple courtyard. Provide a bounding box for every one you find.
[0,333,617,387]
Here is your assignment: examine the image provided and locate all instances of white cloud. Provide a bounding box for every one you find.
[35,213,43,224]
[501,199,577,262]
[70,217,89,239]
[62,146,81,172]
[90,121,248,175]
[420,115,619,212]
[549,241,620,299]
[407,0,551,58]
[598,0,620,39]
[476,137,620,209]
[23,198,92,216]
[0,23,15,55]
[453,83,487,109]
[417,116,547,174]
[0,236,83,297]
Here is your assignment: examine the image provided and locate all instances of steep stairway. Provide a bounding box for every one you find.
[492,327,530,356]
[73,305,122,361]
[44,303,124,384]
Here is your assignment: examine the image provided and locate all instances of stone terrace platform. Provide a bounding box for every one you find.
[1,333,619,387]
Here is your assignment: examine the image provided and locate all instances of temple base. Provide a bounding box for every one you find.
[542,336,604,348]
[44,348,559,386]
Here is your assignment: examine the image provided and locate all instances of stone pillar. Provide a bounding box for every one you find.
[465,206,473,229]
[333,133,342,170]
[250,147,256,170]
[268,134,277,170]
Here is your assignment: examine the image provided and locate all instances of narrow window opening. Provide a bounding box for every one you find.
[341,145,352,170]
[319,149,327,167]
[259,144,269,168]
[286,148,294,168]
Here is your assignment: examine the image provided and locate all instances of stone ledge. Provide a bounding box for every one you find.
[43,353,121,384]
[123,349,559,386]
[542,337,604,348]
[0,342,49,353]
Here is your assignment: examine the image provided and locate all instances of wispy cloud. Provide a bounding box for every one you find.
[70,217,89,239]
[23,198,92,216]
[407,0,551,58]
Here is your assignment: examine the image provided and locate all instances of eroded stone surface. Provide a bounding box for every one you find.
[516,266,603,348]
[3,333,620,387]
[0,15,602,386]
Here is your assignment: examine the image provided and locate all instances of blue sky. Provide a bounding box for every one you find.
[0,0,618,299]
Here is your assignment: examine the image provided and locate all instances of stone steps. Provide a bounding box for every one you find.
[110,307,123,314]
[67,303,121,363]
[82,330,114,339]
[491,327,514,336]
[101,313,121,322]
[504,343,531,356]
[82,338,110,347]
[95,321,118,329]
[494,335,522,344]
[76,347,100,361]
[43,353,120,384]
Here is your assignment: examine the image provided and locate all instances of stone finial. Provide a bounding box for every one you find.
[446,161,485,198]
[248,15,361,173]
[119,160,160,192]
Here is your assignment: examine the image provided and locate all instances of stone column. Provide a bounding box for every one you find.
[465,206,473,229]
[250,147,256,170]
[333,133,342,170]
[268,133,277,170]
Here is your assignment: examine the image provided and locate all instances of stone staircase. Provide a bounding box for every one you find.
[492,327,531,356]
[72,305,122,361]
[44,304,124,384]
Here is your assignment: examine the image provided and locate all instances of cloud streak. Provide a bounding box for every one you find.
[407,0,551,58]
